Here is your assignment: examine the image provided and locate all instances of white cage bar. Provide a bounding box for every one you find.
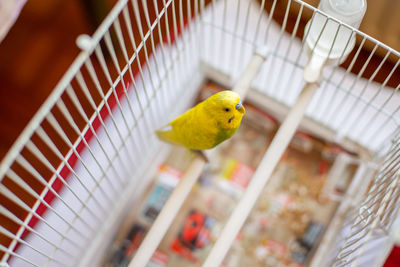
[1,0,400,267]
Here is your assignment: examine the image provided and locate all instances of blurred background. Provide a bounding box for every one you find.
[1,0,400,266]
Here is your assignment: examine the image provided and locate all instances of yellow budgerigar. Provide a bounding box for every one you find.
[156,90,245,150]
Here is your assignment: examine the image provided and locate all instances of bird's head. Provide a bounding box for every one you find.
[205,90,245,129]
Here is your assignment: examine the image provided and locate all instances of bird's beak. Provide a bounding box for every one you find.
[236,101,245,114]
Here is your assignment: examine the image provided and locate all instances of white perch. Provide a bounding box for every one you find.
[128,51,267,267]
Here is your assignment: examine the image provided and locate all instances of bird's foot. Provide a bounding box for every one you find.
[192,150,209,163]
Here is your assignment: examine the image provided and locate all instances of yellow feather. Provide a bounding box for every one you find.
[156,90,245,150]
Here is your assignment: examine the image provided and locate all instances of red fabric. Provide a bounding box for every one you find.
[384,246,400,267]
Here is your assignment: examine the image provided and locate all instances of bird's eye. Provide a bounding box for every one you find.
[224,108,230,112]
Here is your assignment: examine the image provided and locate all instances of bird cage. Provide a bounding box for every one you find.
[1,0,400,266]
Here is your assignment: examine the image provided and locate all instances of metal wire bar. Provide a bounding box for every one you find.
[45,123,148,265]
[0,227,68,266]
[350,210,376,233]
[65,85,127,184]
[339,51,394,132]
[202,20,260,50]
[252,0,266,45]
[233,0,252,73]
[359,170,400,220]
[332,222,374,266]
[119,6,154,122]
[251,0,279,94]
[131,0,191,121]
[52,100,120,195]
[347,236,389,267]
[317,36,367,122]
[14,152,101,228]
[75,71,131,176]
[45,112,117,203]
[363,146,400,201]
[227,0,241,73]
[172,0,190,88]
[142,0,176,121]
[0,206,75,258]
[123,0,194,122]
[160,0,182,104]
[200,0,208,64]
[276,3,304,100]
[121,4,158,126]
[292,0,400,58]
[11,158,91,241]
[186,0,200,84]
[332,137,400,266]
[309,29,355,115]
[0,183,88,241]
[335,171,400,267]
[178,0,192,54]
[131,0,158,97]
[336,223,370,253]
[310,163,374,267]
[46,105,166,267]
[151,0,169,72]
[84,58,135,166]
[209,0,217,65]
[360,78,400,140]
[322,77,400,127]
[217,0,228,68]
[0,184,88,264]
[0,244,41,267]
[0,0,134,184]
[6,169,93,232]
[43,42,185,262]
[365,171,400,218]
[25,141,102,224]
[111,17,152,146]
[263,0,278,44]
[366,108,400,145]
[101,34,148,152]
[94,43,141,155]
[281,6,316,95]
[381,185,400,227]
[140,0,163,82]
[265,0,292,88]
[327,43,379,126]
[361,146,400,210]
[149,0,172,113]
[185,0,199,82]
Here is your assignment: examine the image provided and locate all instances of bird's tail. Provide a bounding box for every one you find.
[155,129,170,142]
[155,125,180,146]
